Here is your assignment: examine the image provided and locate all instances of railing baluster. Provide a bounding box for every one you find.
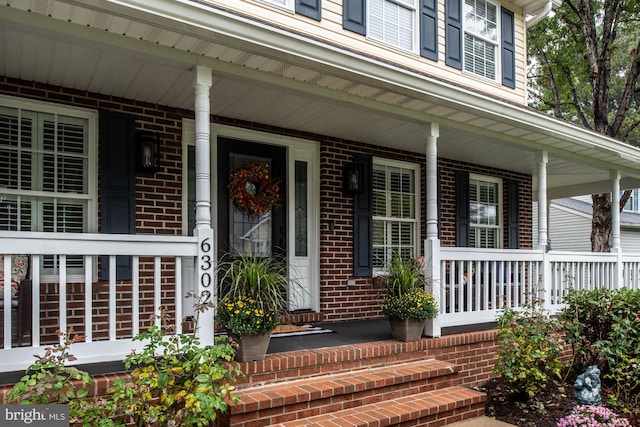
[175,257,182,334]
[132,256,140,337]
[31,255,41,347]
[154,256,161,328]
[3,256,11,349]
[59,255,67,343]
[109,255,117,341]
[84,256,93,343]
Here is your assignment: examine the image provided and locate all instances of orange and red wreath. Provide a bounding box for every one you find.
[228,163,280,218]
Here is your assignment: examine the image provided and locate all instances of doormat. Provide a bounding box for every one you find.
[271,324,334,338]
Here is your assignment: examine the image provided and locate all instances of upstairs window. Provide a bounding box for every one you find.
[261,0,322,20]
[343,0,438,60]
[369,0,417,52]
[463,0,498,80]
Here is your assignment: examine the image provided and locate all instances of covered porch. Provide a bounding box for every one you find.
[2,0,640,374]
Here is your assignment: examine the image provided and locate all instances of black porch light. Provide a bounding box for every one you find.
[136,131,160,173]
[342,163,364,194]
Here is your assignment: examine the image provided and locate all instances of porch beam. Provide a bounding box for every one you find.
[193,65,215,345]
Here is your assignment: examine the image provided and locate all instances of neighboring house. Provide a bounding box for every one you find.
[1,0,640,371]
[533,197,640,252]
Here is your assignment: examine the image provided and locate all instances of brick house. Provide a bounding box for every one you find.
[1,0,640,373]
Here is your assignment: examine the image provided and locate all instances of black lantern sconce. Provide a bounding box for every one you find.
[343,163,364,194]
[136,131,160,173]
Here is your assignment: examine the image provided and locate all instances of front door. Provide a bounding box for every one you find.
[217,137,287,260]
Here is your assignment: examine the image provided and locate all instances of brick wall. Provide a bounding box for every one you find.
[0,77,533,328]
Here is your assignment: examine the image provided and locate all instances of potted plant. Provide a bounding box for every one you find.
[380,254,438,342]
[216,253,295,361]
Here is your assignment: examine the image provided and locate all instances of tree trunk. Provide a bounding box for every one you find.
[591,193,612,252]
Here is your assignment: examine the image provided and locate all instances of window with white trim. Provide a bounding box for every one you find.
[261,0,294,12]
[369,0,417,52]
[0,98,96,273]
[469,174,501,248]
[463,0,498,80]
[372,159,419,270]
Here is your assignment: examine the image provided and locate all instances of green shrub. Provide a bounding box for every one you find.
[494,301,565,398]
[107,305,241,427]
[560,288,640,414]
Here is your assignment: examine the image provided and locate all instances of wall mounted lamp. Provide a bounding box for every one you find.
[342,163,364,194]
[136,131,160,173]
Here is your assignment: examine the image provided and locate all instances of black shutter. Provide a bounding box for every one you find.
[419,0,438,61]
[455,171,469,247]
[445,0,463,69]
[353,154,372,277]
[507,180,520,248]
[296,0,321,21]
[343,0,366,35]
[99,111,136,280]
[501,7,516,88]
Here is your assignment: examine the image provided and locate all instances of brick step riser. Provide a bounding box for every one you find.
[231,375,462,412]
[227,378,463,427]
[233,349,453,389]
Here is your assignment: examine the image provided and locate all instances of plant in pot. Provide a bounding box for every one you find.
[216,253,295,362]
[380,253,438,342]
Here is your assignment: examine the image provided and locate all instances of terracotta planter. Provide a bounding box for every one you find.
[231,333,272,362]
[389,318,425,342]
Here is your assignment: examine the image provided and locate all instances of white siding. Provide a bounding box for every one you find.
[533,203,591,251]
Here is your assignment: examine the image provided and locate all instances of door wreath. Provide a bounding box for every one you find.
[228,163,280,218]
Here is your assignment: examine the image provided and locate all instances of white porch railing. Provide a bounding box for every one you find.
[0,232,198,373]
[2,232,640,373]
[428,245,640,336]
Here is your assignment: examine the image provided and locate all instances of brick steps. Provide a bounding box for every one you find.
[273,386,486,427]
[223,356,487,427]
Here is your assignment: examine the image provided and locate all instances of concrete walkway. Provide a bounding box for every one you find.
[449,417,516,427]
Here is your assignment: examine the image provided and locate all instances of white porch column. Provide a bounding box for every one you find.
[536,151,548,251]
[611,170,621,251]
[536,151,551,308]
[611,170,623,288]
[193,65,214,344]
[425,123,439,240]
[424,123,441,338]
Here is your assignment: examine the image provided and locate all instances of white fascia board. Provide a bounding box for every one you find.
[24,0,640,173]
[95,1,640,166]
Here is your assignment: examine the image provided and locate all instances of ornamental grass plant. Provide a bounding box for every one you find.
[216,253,300,335]
[380,253,438,321]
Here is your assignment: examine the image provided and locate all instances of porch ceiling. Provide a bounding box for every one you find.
[2,0,640,199]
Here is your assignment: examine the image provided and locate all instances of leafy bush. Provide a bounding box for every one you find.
[557,405,630,427]
[560,288,640,413]
[493,301,565,398]
[9,297,241,427]
[107,305,241,427]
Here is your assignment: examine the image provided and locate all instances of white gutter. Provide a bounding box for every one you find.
[526,0,555,28]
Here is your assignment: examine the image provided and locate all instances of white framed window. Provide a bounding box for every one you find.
[469,174,502,248]
[372,158,420,270]
[0,96,97,274]
[622,189,638,212]
[260,0,294,12]
[368,0,418,52]
[463,0,499,80]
